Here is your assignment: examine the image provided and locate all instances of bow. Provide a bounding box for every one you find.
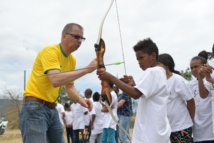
[94,0,132,140]
[94,0,114,105]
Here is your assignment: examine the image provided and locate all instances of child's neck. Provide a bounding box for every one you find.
[166,71,173,79]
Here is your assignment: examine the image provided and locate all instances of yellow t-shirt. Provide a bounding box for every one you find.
[24,44,76,103]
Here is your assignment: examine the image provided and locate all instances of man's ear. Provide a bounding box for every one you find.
[62,33,67,39]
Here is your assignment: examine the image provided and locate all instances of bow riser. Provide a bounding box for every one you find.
[95,38,112,105]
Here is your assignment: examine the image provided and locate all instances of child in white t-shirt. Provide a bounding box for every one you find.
[189,56,214,142]
[89,92,104,143]
[83,88,93,143]
[64,103,73,143]
[100,82,118,143]
[56,103,65,127]
[97,38,171,143]
[158,53,195,142]
[71,102,87,143]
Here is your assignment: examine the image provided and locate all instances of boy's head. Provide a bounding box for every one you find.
[84,88,92,99]
[64,102,71,111]
[133,38,158,70]
[93,92,100,102]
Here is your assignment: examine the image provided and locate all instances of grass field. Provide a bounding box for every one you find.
[0,129,68,143]
[0,129,22,143]
[0,129,134,143]
[0,114,135,143]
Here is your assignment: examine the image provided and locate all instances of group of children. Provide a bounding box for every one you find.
[60,38,214,143]
[60,86,120,143]
[96,38,214,143]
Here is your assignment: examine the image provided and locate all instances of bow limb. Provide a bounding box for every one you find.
[96,0,114,45]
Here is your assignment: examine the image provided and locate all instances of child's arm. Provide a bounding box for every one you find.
[198,67,209,98]
[118,99,126,108]
[97,70,142,99]
[205,73,214,83]
[90,114,95,130]
[186,98,195,122]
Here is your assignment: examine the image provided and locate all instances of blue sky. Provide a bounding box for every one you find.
[0,0,214,96]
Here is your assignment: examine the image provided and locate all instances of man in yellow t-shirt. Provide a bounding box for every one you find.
[19,23,97,143]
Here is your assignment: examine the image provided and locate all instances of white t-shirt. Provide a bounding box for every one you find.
[133,66,171,143]
[102,91,118,130]
[56,103,65,126]
[65,110,73,126]
[91,101,104,134]
[84,97,93,126]
[208,58,214,68]
[166,73,193,132]
[189,79,214,142]
[71,103,85,130]
[208,71,214,133]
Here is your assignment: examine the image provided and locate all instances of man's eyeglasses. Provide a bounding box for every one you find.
[66,33,86,42]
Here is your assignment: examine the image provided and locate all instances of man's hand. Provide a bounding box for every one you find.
[84,98,93,111]
[78,98,93,111]
[86,58,97,73]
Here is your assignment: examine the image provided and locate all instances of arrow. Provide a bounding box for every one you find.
[36,61,124,77]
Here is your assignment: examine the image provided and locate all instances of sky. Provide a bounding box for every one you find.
[0,0,214,96]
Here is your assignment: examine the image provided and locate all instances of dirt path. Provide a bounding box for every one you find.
[0,133,21,139]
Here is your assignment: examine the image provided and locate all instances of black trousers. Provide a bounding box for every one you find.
[66,127,73,143]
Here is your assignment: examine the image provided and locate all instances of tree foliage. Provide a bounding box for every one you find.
[180,67,192,81]
[58,86,70,104]
[58,86,83,105]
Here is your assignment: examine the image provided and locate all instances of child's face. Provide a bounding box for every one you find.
[67,107,71,111]
[190,59,203,78]
[135,50,156,70]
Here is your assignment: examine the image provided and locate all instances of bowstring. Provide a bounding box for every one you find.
[115,0,127,75]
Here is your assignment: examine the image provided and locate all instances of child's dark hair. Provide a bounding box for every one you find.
[64,102,70,110]
[133,38,159,60]
[93,92,100,101]
[191,56,207,64]
[198,50,209,60]
[158,53,181,75]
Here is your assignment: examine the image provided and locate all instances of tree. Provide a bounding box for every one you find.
[2,88,22,114]
[0,87,22,129]
[180,67,192,81]
[58,86,70,104]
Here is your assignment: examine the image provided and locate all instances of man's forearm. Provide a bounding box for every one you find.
[48,69,90,87]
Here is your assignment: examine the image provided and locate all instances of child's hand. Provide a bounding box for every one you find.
[97,69,112,81]
[124,75,136,86]
[198,66,206,78]
[101,105,109,112]
[203,64,213,74]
